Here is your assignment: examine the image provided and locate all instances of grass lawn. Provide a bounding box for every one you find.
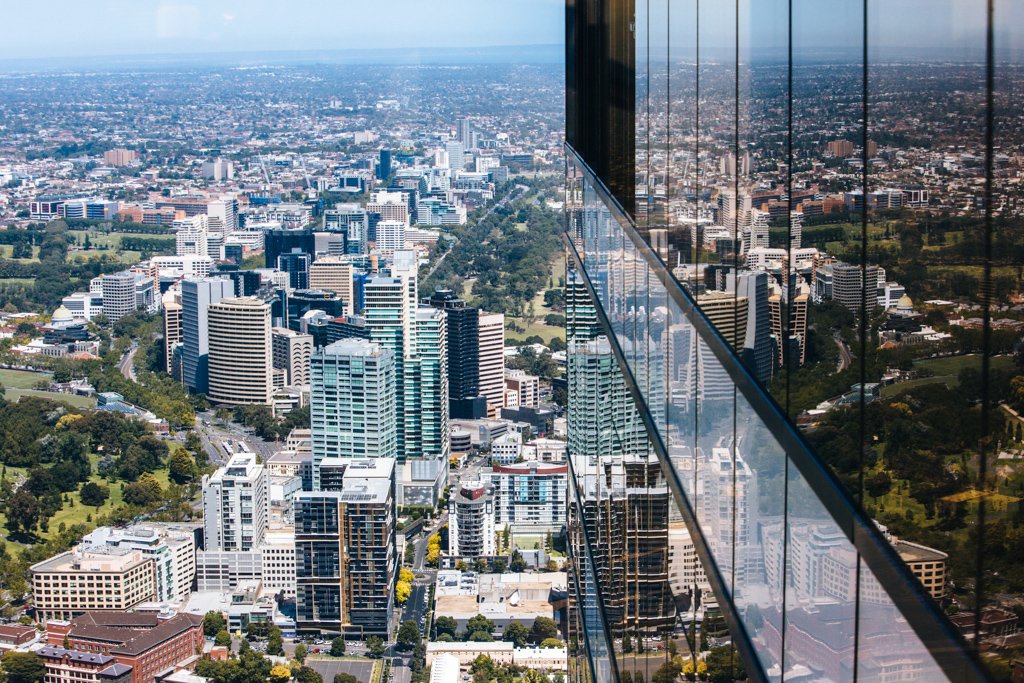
[0,369,95,408]
[882,355,1016,398]
[0,368,50,388]
[507,318,563,345]
[0,278,36,288]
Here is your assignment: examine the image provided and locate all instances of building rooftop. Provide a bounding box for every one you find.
[893,539,948,563]
[55,611,204,657]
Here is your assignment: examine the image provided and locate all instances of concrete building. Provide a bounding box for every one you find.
[101,272,156,324]
[103,148,137,166]
[202,453,269,553]
[448,482,496,557]
[149,255,213,279]
[478,313,506,418]
[484,461,567,534]
[80,525,197,604]
[375,220,406,255]
[174,216,209,257]
[181,277,233,394]
[504,370,540,409]
[427,289,483,419]
[207,297,273,405]
[272,327,313,387]
[31,547,157,622]
[309,256,356,312]
[162,290,182,377]
[430,653,460,683]
[60,291,104,322]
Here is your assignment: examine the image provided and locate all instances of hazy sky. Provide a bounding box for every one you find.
[0,0,565,61]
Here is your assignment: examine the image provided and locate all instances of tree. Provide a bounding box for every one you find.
[530,617,559,644]
[267,626,284,656]
[366,635,386,658]
[510,550,527,573]
[335,674,359,683]
[540,638,564,649]
[202,611,226,637]
[503,622,530,648]
[397,620,421,651]
[270,664,292,683]
[5,491,41,536]
[470,655,496,683]
[330,636,346,657]
[396,579,412,604]
[399,567,415,583]
[247,621,270,640]
[1,651,45,683]
[435,615,458,639]
[704,645,745,683]
[294,667,323,683]
[294,643,308,664]
[122,472,163,506]
[79,481,109,508]
[169,449,198,484]
[491,558,507,574]
[466,615,495,640]
[214,630,231,647]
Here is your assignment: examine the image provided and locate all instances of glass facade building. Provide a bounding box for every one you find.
[565,1,1021,681]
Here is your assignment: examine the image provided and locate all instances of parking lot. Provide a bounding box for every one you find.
[306,658,375,683]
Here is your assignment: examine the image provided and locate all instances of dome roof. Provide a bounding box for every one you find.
[51,305,74,322]
[897,293,914,308]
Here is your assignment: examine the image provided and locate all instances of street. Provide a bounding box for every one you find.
[118,340,138,381]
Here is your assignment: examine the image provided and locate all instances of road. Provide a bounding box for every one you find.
[118,341,139,381]
[834,333,853,372]
[194,411,279,466]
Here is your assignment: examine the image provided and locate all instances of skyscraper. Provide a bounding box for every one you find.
[181,277,233,394]
[477,312,505,418]
[207,297,273,406]
[294,458,396,637]
[309,257,357,313]
[377,149,392,181]
[265,228,315,270]
[201,452,269,553]
[163,289,182,377]
[310,339,397,489]
[101,271,154,324]
[445,141,465,173]
[427,289,483,419]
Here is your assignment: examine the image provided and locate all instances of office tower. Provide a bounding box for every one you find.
[477,312,505,418]
[447,482,495,557]
[181,277,233,394]
[175,216,209,257]
[207,196,239,232]
[377,148,392,180]
[310,340,397,489]
[81,524,197,603]
[101,271,154,324]
[309,257,357,312]
[832,262,879,314]
[375,220,406,254]
[445,141,465,173]
[207,297,273,405]
[163,290,182,377]
[324,204,368,254]
[695,291,748,353]
[265,228,315,270]
[367,191,410,226]
[427,289,483,419]
[278,248,311,290]
[295,459,396,636]
[456,117,472,145]
[726,271,773,384]
[272,327,313,386]
[202,453,269,552]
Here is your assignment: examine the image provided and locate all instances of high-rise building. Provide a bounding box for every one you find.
[324,204,369,255]
[445,141,465,173]
[310,339,397,489]
[456,117,473,145]
[726,271,773,384]
[101,271,155,324]
[207,297,273,405]
[377,149,392,180]
[265,228,315,270]
[375,220,406,254]
[278,248,312,290]
[504,370,540,408]
[447,482,495,557]
[181,277,233,394]
[427,289,483,419]
[103,148,137,166]
[309,256,357,312]
[272,327,313,387]
[483,461,567,535]
[81,524,197,603]
[162,289,182,377]
[201,453,269,553]
[295,458,396,637]
[477,312,505,418]
[175,215,209,257]
[202,159,235,182]
[410,306,449,462]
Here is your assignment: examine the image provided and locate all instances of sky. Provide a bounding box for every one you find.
[0,0,565,62]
